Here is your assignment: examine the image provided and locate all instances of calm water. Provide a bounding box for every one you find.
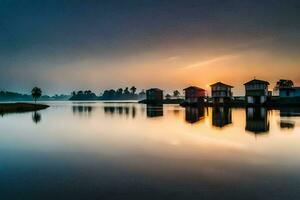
[1,101,300,200]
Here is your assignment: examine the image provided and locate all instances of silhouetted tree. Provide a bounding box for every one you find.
[123,87,130,98]
[166,94,171,99]
[116,88,123,96]
[124,87,130,94]
[69,90,97,100]
[138,89,146,100]
[130,86,137,94]
[274,79,294,91]
[31,87,42,103]
[101,89,116,100]
[173,90,180,98]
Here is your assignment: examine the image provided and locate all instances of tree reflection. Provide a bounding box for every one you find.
[103,105,137,118]
[32,111,41,124]
[72,105,93,117]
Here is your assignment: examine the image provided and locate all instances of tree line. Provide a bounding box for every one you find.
[70,86,146,100]
[0,89,70,101]
[70,87,184,101]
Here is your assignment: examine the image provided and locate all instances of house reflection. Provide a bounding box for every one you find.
[72,105,93,116]
[103,105,136,118]
[279,107,300,117]
[279,107,299,130]
[212,107,232,128]
[146,104,163,118]
[185,106,205,124]
[280,120,295,129]
[32,111,41,124]
[245,107,269,134]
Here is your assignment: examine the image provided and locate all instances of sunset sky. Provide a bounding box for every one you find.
[1,0,300,95]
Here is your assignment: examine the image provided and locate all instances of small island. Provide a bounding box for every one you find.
[0,87,49,115]
[0,103,49,114]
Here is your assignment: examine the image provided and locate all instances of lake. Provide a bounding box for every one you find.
[1,101,300,199]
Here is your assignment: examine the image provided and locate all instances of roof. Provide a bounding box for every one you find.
[210,82,233,88]
[146,88,163,92]
[183,86,205,91]
[244,79,270,85]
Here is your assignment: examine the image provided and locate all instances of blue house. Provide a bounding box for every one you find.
[280,87,300,98]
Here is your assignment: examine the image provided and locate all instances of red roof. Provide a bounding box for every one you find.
[183,86,205,91]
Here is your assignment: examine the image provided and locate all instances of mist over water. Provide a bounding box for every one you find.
[1,102,300,199]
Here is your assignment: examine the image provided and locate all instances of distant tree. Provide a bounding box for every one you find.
[130,86,137,94]
[173,90,180,98]
[86,90,92,95]
[116,88,123,95]
[165,94,171,99]
[31,87,42,103]
[124,87,130,97]
[274,79,294,91]
[102,89,116,100]
[138,89,146,100]
[139,89,146,95]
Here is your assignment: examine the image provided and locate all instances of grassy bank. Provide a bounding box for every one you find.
[0,103,49,114]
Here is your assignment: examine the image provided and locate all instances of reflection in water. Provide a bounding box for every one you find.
[280,120,295,129]
[246,107,269,134]
[146,104,163,118]
[72,105,93,116]
[185,106,205,124]
[32,111,41,124]
[2,102,300,199]
[212,107,232,128]
[173,109,180,116]
[103,105,137,118]
[280,107,300,117]
[279,107,299,130]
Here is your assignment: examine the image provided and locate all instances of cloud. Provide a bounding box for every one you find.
[182,54,239,69]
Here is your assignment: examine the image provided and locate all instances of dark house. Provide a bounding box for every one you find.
[146,88,163,103]
[210,82,233,104]
[244,79,269,105]
[183,86,206,105]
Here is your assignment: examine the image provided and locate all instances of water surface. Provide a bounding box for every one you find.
[1,102,300,199]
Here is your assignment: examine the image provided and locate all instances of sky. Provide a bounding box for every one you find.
[0,0,300,95]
